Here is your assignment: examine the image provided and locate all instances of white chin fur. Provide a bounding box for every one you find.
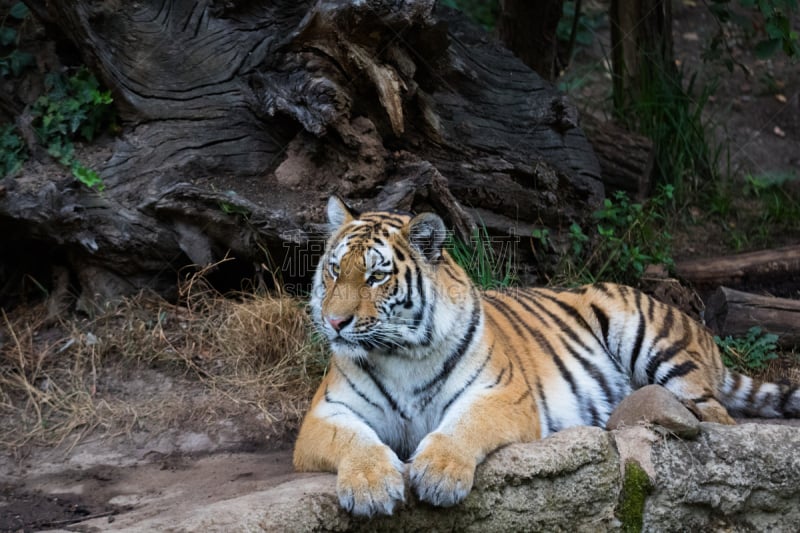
[330,339,369,360]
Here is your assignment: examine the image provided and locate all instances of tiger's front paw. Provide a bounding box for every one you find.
[337,445,406,517]
[409,432,476,507]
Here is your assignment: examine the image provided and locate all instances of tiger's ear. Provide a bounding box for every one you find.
[407,212,447,262]
[326,196,357,232]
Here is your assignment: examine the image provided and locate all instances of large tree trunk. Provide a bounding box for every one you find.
[498,0,564,80]
[610,0,676,111]
[1,0,602,305]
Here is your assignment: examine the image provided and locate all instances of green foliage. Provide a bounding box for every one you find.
[619,67,723,201]
[0,2,33,78]
[558,186,675,285]
[744,172,800,222]
[219,200,251,218]
[531,228,551,251]
[439,0,498,29]
[0,123,26,177]
[31,68,115,190]
[715,326,780,372]
[706,0,799,68]
[447,225,516,290]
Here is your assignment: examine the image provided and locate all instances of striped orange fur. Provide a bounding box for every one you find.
[293,196,800,517]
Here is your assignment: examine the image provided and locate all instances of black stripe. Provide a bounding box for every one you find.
[324,388,373,428]
[536,378,556,434]
[591,304,610,347]
[645,339,691,384]
[441,344,494,415]
[515,291,600,356]
[361,214,406,225]
[514,389,532,405]
[511,291,615,406]
[690,393,714,404]
[746,377,759,406]
[414,294,481,397]
[594,283,613,295]
[411,267,426,326]
[488,366,507,389]
[356,360,410,420]
[643,306,677,383]
[656,361,699,386]
[483,306,536,410]
[779,385,798,416]
[403,267,413,308]
[333,360,385,412]
[487,297,575,425]
[564,343,615,406]
[628,291,647,376]
[588,403,601,427]
[730,372,741,394]
[534,292,607,350]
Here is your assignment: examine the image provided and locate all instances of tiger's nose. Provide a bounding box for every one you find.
[327,315,353,332]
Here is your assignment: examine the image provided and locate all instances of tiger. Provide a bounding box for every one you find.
[293,196,800,517]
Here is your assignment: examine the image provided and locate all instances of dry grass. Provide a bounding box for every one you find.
[0,276,327,454]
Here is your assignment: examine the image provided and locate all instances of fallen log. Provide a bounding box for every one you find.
[0,1,603,305]
[582,117,654,199]
[675,245,800,289]
[705,286,800,348]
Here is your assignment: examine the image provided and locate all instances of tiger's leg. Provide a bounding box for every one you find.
[653,361,736,425]
[408,383,540,507]
[293,375,405,517]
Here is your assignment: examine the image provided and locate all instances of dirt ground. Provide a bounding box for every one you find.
[2,4,800,532]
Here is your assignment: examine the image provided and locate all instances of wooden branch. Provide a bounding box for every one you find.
[705,287,800,348]
[675,246,800,288]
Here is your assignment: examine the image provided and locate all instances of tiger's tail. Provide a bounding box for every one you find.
[719,368,800,418]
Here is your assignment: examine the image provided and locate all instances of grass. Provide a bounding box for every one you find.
[617,66,725,202]
[0,274,327,454]
[698,171,800,252]
[447,225,517,289]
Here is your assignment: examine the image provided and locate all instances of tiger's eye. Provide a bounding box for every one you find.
[329,263,340,277]
[368,271,389,285]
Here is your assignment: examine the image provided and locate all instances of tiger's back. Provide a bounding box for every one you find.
[293,197,800,517]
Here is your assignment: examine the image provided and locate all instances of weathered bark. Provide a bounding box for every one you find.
[1,0,602,303]
[582,117,654,199]
[675,246,800,290]
[706,287,800,348]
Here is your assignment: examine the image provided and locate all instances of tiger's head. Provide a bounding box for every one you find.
[311,196,458,361]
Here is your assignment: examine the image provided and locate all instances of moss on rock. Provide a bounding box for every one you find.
[618,459,653,533]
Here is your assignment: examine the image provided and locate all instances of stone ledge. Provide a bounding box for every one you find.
[76,423,800,532]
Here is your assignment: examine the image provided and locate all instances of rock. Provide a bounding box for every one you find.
[86,426,621,532]
[73,423,800,532]
[646,423,800,532]
[606,384,700,438]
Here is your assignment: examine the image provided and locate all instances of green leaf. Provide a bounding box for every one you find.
[72,163,105,191]
[9,2,30,20]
